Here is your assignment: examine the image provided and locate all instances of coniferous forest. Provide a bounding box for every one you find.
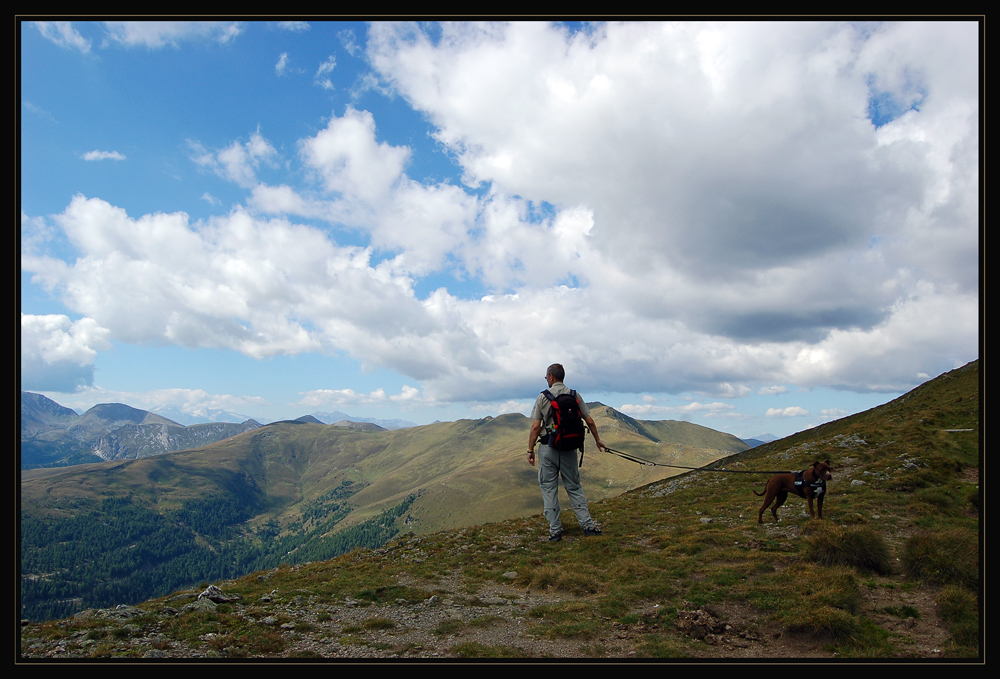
[20,479,416,621]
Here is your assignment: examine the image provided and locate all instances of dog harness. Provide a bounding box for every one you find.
[793,471,826,495]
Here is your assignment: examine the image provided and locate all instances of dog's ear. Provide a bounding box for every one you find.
[824,459,831,467]
[812,461,820,468]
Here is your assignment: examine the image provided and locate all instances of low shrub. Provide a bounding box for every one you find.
[806,525,893,575]
[936,586,979,657]
[901,528,978,588]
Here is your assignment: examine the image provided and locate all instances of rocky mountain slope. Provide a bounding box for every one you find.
[20,392,261,469]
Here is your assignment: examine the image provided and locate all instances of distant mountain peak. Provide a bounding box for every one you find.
[310,411,417,430]
[82,402,181,427]
[332,420,386,432]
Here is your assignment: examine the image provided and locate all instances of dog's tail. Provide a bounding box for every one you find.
[752,488,765,497]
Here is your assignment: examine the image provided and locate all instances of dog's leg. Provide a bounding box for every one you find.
[817,493,824,519]
[758,481,776,523]
[771,490,787,522]
[758,497,769,523]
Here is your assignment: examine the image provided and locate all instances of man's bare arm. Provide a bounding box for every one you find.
[584,415,607,451]
[527,419,542,466]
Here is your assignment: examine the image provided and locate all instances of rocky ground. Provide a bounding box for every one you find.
[20,551,950,661]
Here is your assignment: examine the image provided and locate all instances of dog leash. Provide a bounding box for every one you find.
[601,447,791,475]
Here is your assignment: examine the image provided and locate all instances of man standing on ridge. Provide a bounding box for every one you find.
[527,363,607,541]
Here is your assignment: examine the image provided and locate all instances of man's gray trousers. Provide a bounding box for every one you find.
[537,443,596,535]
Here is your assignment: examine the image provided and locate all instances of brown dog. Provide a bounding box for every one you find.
[754,460,832,523]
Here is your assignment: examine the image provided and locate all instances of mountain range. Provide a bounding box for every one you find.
[20,398,748,621]
[20,392,262,470]
[19,393,425,470]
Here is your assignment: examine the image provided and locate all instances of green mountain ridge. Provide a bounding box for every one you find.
[20,403,747,621]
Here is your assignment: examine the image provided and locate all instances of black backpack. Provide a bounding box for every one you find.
[541,390,586,451]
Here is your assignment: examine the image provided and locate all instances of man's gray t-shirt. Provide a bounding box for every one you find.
[531,382,590,432]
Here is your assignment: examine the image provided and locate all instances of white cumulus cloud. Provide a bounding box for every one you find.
[23,22,979,409]
[102,21,243,48]
[20,314,111,391]
[766,406,810,418]
[33,21,91,53]
[83,150,126,161]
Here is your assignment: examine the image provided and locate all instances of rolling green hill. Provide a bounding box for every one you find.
[20,404,747,621]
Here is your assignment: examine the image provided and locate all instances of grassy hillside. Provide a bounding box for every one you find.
[20,406,746,621]
[20,361,978,659]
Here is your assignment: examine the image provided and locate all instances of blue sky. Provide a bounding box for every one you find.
[20,21,979,439]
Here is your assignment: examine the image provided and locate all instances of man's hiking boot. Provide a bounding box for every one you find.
[548,532,563,542]
[583,527,603,537]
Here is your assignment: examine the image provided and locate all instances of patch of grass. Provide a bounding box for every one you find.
[241,627,287,655]
[516,563,602,595]
[457,595,488,607]
[636,634,691,658]
[620,575,677,601]
[543,621,600,638]
[881,605,920,619]
[205,633,235,653]
[434,619,465,636]
[747,563,862,621]
[341,617,396,634]
[596,597,629,619]
[354,585,422,604]
[965,485,979,510]
[833,617,898,657]
[901,528,978,588]
[806,525,893,575]
[709,568,745,587]
[936,586,979,658]
[529,601,600,638]
[528,601,591,622]
[166,611,225,644]
[288,649,324,658]
[449,642,528,658]
[360,617,396,630]
[837,511,867,524]
[88,642,116,658]
[110,626,132,640]
[783,605,862,640]
[914,487,960,513]
[557,571,602,595]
